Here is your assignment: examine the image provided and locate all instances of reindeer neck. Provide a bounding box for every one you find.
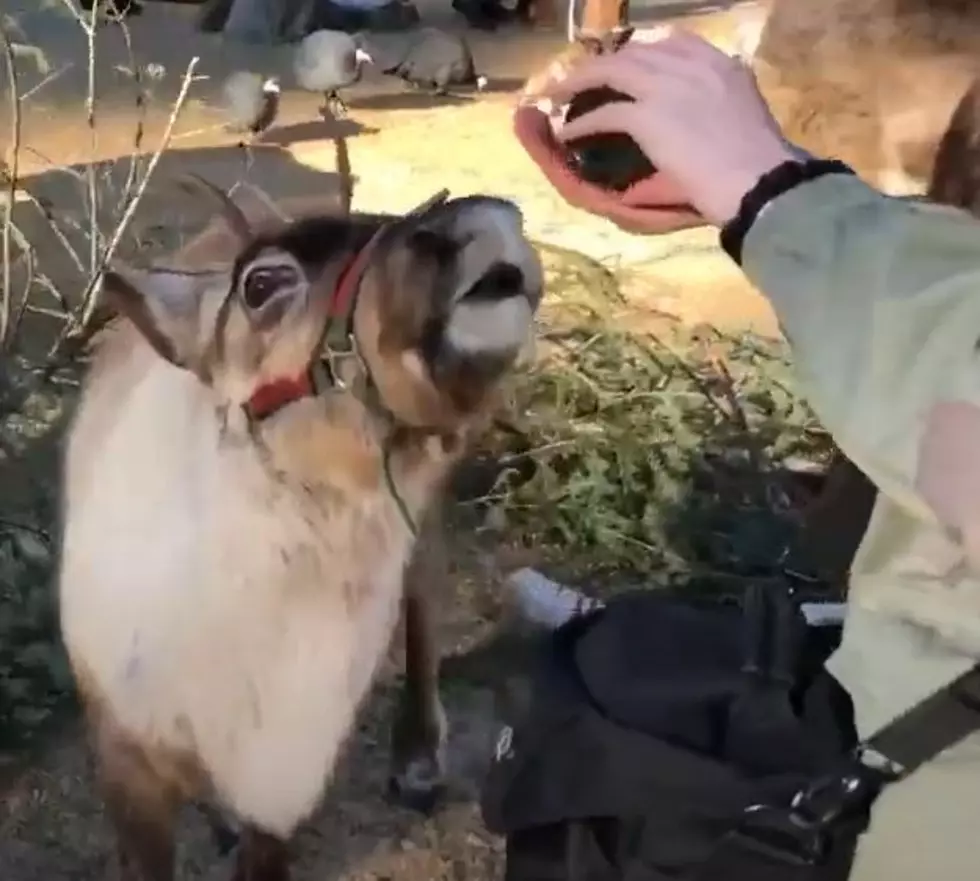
[250,390,458,540]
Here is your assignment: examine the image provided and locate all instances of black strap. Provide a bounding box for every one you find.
[864,662,980,776]
[704,663,980,878]
[787,661,980,833]
[719,158,855,265]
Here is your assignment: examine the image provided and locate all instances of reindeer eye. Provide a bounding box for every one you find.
[240,264,301,310]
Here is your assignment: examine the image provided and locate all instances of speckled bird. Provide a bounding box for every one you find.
[222,72,281,140]
[357,27,487,97]
[294,29,374,120]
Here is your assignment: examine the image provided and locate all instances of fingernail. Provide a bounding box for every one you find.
[632,24,673,43]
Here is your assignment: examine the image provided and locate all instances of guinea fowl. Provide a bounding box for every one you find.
[294,29,374,120]
[221,72,280,177]
[358,27,487,96]
[223,72,281,140]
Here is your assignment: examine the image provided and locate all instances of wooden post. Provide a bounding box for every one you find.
[581,0,628,32]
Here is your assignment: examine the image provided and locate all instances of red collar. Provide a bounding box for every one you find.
[242,228,386,423]
[244,372,316,421]
[241,189,451,425]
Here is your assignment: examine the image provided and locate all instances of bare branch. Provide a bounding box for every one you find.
[0,21,23,349]
[114,21,147,219]
[83,2,99,279]
[51,55,202,356]
[19,62,73,103]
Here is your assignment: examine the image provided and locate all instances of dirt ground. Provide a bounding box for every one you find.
[0,2,779,879]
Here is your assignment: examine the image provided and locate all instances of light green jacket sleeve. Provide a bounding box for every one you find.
[742,173,980,513]
[742,173,980,735]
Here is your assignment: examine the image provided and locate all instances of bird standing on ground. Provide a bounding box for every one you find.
[357,28,488,97]
[223,72,282,140]
[222,72,281,178]
[294,29,374,120]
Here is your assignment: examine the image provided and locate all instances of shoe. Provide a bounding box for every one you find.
[309,0,420,34]
[452,0,511,31]
[366,0,421,31]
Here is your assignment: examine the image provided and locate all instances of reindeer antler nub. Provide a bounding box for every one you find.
[175,173,254,243]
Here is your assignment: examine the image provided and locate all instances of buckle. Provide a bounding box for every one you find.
[723,767,882,868]
[790,769,878,828]
[727,804,828,867]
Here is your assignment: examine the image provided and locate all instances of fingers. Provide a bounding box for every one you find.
[512,104,707,236]
[626,24,674,45]
[542,52,651,105]
[540,29,731,105]
[556,99,640,144]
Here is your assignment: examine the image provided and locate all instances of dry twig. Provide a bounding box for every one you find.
[0,23,22,348]
[51,55,201,356]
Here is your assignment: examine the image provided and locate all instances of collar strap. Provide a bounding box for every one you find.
[242,189,452,425]
[243,228,386,423]
[243,370,317,422]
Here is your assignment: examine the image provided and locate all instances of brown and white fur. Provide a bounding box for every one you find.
[58,158,542,881]
[539,2,980,198]
[751,0,980,195]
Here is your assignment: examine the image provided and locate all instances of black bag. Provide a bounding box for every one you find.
[481,587,980,881]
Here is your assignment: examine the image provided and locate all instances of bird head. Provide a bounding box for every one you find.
[262,77,281,95]
[354,47,374,68]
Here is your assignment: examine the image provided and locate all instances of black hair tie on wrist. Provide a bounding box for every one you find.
[719,158,855,265]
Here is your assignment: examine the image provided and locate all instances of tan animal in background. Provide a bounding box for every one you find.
[57,138,543,881]
[521,5,768,116]
[752,0,980,194]
[526,0,980,198]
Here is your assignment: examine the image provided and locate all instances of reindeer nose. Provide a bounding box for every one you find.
[470,263,526,299]
[460,261,541,309]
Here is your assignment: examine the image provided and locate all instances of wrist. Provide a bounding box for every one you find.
[714,146,800,227]
[719,157,856,264]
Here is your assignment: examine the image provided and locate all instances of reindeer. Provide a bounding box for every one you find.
[751,0,980,194]
[57,128,542,881]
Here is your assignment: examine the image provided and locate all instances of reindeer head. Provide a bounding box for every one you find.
[103,179,542,434]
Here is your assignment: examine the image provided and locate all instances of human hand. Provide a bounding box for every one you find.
[515,27,798,230]
[513,97,706,234]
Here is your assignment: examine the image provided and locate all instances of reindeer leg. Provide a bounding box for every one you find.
[197,801,240,856]
[232,826,290,881]
[388,526,448,813]
[91,712,179,881]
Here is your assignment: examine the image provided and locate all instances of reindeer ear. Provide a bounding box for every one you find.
[102,267,208,370]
